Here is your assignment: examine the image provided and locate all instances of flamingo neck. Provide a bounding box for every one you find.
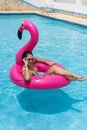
[16,21,39,65]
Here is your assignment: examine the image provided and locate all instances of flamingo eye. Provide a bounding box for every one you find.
[21,23,24,28]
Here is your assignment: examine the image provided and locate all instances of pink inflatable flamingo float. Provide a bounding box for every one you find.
[10,20,70,90]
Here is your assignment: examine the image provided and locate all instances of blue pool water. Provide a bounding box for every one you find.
[0,14,87,130]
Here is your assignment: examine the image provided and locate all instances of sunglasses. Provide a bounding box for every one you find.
[27,58,33,61]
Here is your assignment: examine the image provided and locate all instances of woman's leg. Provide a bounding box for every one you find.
[45,65,87,81]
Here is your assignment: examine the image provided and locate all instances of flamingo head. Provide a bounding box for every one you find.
[17,22,24,39]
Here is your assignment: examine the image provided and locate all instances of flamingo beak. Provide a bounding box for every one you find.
[17,26,23,39]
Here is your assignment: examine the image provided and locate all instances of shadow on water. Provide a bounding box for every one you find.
[17,88,82,114]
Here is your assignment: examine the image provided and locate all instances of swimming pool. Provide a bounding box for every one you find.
[0,14,87,130]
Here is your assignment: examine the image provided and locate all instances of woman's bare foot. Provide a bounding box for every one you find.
[77,76,87,81]
[72,74,87,81]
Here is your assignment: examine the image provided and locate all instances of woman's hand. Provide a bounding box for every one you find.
[22,58,28,66]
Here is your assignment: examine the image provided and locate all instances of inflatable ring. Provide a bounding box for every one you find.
[10,20,70,90]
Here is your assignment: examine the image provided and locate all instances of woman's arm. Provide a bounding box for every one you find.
[22,65,32,81]
[22,58,32,81]
[35,57,56,66]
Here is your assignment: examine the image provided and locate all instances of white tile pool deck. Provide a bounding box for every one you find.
[0,11,87,26]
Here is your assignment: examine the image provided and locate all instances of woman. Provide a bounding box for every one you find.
[22,51,87,81]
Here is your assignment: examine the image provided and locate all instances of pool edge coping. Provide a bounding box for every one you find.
[0,11,87,27]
